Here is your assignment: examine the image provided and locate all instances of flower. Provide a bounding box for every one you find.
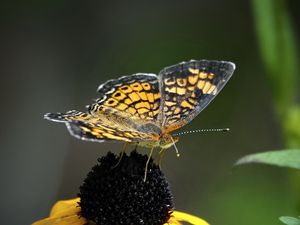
[32,198,209,225]
[32,151,209,225]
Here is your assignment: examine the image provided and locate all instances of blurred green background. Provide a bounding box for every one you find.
[1,0,299,224]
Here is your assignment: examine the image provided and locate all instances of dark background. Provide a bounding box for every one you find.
[1,0,299,225]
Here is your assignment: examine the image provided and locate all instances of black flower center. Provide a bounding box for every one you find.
[78,151,174,225]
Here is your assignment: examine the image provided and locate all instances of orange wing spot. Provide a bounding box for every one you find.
[188,75,198,85]
[181,100,193,109]
[91,130,101,136]
[208,73,215,79]
[100,125,117,133]
[70,114,90,120]
[137,108,149,114]
[188,86,195,91]
[146,93,154,102]
[154,93,160,100]
[197,80,205,90]
[188,98,196,104]
[103,133,130,141]
[137,92,148,101]
[119,85,133,93]
[124,98,133,105]
[105,98,118,106]
[188,68,199,74]
[116,103,128,110]
[126,107,137,114]
[141,83,151,90]
[168,119,176,123]
[172,114,181,119]
[139,114,146,119]
[165,86,176,93]
[124,132,135,138]
[128,92,141,102]
[80,126,91,132]
[177,87,187,95]
[165,101,176,106]
[176,78,187,87]
[174,107,181,114]
[105,130,113,134]
[164,78,176,85]
[153,102,159,109]
[153,109,160,116]
[199,72,208,79]
[165,110,173,116]
[112,91,126,100]
[202,82,212,94]
[207,85,217,94]
[191,92,196,98]
[130,82,143,91]
[170,105,176,111]
[135,101,151,109]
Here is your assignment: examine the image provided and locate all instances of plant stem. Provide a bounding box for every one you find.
[252,0,300,210]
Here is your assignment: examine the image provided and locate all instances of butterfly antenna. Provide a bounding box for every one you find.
[172,128,230,137]
[171,136,180,157]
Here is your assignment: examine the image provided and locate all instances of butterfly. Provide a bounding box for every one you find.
[45,60,235,150]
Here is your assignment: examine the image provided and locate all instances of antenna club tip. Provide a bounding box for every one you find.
[176,153,180,157]
[224,128,230,132]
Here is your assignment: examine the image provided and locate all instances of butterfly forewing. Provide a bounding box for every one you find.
[158,60,235,133]
[90,73,161,123]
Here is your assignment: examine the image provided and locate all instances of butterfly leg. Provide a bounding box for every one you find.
[113,142,128,168]
[144,146,155,182]
[158,148,168,168]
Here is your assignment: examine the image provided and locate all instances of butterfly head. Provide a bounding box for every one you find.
[159,133,179,149]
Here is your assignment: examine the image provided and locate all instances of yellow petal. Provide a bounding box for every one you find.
[165,216,182,224]
[32,198,210,225]
[31,198,86,225]
[167,211,210,225]
[50,198,81,217]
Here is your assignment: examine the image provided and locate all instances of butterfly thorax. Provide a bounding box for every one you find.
[159,133,179,149]
[137,133,179,149]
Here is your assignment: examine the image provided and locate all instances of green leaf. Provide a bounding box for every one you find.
[235,149,300,170]
[279,216,300,225]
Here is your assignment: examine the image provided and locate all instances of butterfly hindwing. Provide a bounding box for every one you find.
[44,110,160,143]
[158,60,235,132]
